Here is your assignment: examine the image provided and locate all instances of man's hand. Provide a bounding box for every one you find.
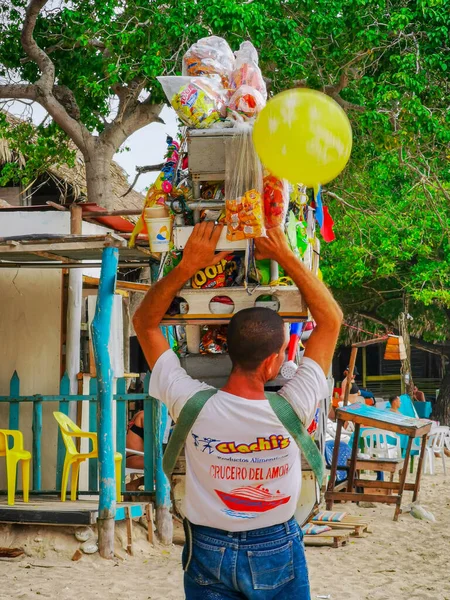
[180,222,229,276]
[255,227,294,263]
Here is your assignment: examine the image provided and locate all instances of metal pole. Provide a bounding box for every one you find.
[91,246,118,559]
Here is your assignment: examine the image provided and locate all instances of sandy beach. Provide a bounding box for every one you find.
[0,461,449,600]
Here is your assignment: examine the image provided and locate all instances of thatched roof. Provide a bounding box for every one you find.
[0,111,144,213]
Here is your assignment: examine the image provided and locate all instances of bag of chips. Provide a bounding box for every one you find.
[192,254,243,289]
[200,325,228,354]
[182,36,235,89]
[158,75,226,129]
[224,125,265,241]
[263,172,289,229]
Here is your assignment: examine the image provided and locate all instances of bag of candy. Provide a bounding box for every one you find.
[182,36,235,89]
[230,41,267,100]
[228,84,266,121]
[200,325,228,354]
[224,125,265,241]
[263,172,289,229]
[158,75,226,128]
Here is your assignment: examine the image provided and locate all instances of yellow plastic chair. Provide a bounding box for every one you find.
[0,429,31,506]
[53,412,122,502]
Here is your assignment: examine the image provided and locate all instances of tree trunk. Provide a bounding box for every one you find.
[84,147,115,210]
[432,357,450,425]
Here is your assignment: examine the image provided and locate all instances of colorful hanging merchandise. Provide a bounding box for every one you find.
[224,125,265,242]
[129,136,183,248]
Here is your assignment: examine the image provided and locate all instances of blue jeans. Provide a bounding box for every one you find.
[182,517,310,599]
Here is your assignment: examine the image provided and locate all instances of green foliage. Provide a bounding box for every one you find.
[1,0,449,342]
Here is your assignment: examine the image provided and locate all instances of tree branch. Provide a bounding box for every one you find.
[122,163,165,197]
[0,84,37,101]
[101,101,164,151]
[21,0,55,91]
[16,0,90,150]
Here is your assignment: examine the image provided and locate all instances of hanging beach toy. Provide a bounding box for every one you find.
[280,322,304,380]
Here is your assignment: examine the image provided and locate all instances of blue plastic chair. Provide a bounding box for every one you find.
[325,440,352,484]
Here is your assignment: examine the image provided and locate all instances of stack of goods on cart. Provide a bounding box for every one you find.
[129,36,331,361]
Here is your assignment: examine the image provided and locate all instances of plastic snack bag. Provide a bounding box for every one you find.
[263,172,289,228]
[230,41,267,100]
[183,36,235,89]
[224,125,265,241]
[228,85,266,120]
[158,75,225,128]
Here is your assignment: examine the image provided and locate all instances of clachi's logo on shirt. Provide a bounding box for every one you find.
[216,435,290,454]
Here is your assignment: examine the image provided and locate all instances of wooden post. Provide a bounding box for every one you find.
[413,434,428,502]
[116,377,127,496]
[362,347,367,388]
[346,423,361,494]
[154,398,173,545]
[394,436,413,521]
[143,373,154,493]
[67,204,83,422]
[344,346,358,406]
[56,372,71,491]
[91,246,119,559]
[32,399,43,490]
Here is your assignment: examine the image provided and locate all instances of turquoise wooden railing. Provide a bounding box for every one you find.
[0,370,156,495]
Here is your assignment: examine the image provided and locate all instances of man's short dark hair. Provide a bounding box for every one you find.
[227,307,285,371]
[389,395,400,403]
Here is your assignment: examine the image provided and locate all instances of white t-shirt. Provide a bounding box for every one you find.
[150,350,328,531]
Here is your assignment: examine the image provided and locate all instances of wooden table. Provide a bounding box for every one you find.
[325,403,432,520]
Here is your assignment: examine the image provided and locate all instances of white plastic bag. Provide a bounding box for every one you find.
[158,75,226,128]
[182,36,235,89]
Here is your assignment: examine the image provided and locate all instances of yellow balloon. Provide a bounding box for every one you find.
[253,88,352,186]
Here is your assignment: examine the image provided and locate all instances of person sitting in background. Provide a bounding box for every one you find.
[126,409,144,470]
[389,395,401,413]
[340,367,361,404]
[413,385,426,402]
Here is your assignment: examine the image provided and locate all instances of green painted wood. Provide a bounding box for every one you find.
[143,373,154,493]
[55,372,71,490]
[8,371,20,434]
[32,400,43,490]
[116,377,127,493]
[89,377,98,492]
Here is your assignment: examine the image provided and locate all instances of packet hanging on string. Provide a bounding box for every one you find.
[263,172,289,229]
[224,125,265,241]
[182,36,235,89]
[158,75,226,128]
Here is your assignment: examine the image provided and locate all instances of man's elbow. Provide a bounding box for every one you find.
[133,308,145,337]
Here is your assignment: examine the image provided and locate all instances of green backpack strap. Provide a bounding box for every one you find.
[265,392,324,486]
[163,388,217,479]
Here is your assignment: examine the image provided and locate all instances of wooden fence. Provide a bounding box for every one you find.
[0,371,158,495]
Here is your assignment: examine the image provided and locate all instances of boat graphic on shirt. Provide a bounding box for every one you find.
[215,484,291,513]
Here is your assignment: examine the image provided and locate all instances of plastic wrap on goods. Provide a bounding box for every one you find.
[182,36,235,89]
[158,75,226,128]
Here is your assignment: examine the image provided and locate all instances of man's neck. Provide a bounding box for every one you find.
[221,369,267,400]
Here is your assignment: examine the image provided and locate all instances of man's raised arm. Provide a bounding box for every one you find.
[255,228,343,374]
[133,222,228,369]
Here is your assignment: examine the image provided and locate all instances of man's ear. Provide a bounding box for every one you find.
[261,353,280,381]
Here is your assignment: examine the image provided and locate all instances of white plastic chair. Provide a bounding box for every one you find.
[423,426,448,475]
[361,428,402,459]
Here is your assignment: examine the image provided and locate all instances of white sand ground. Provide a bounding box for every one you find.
[0,461,449,600]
